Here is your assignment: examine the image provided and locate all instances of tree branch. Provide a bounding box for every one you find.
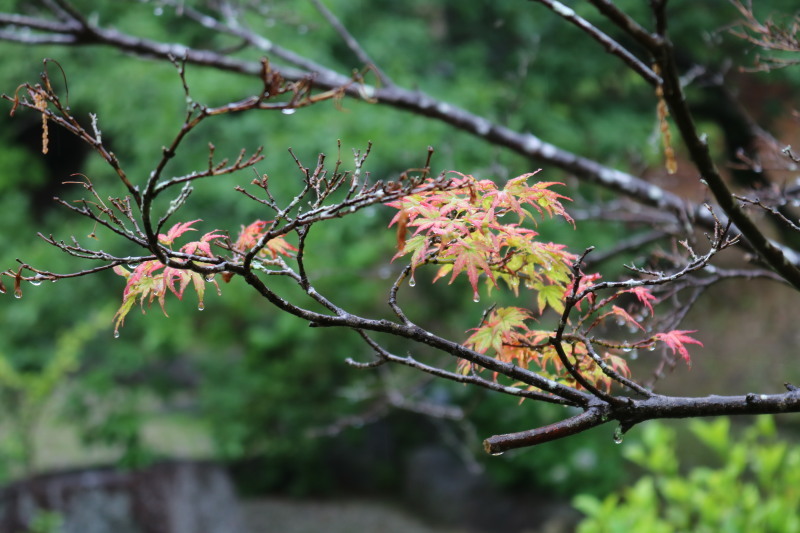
[531,0,661,86]
[650,16,800,290]
[485,387,800,454]
[485,407,606,454]
[1,5,775,262]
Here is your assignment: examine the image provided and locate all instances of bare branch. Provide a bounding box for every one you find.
[352,331,576,406]
[485,408,606,454]
[650,13,800,289]
[485,387,800,454]
[531,0,661,86]
[586,0,663,50]
[310,0,395,87]
[729,0,800,71]
[0,4,746,257]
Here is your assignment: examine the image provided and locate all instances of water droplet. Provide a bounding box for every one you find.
[197,302,205,311]
[281,108,296,115]
[113,330,120,339]
[205,274,215,282]
[14,291,22,299]
[29,280,42,286]
[408,277,416,287]
[613,426,624,444]
[622,343,632,353]
[491,451,504,456]
[473,293,480,303]
[648,344,656,352]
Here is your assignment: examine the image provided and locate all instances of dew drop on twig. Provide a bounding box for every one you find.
[29,280,42,286]
[281,108,296,115]
[113,330,120,339]
[408,277,416,287]
[198,302,205,311]
[613,426,624,444]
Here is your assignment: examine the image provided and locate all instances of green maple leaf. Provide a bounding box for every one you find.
[534,282,566,315]
[466,306,531,354]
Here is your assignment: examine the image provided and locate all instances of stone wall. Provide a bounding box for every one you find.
[0,461,244,533]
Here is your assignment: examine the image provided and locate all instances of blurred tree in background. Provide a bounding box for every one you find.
[0,0,799,508]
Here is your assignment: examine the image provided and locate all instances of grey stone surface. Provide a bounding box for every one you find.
[0,461,243,533]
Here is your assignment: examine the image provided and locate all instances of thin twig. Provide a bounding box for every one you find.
[310,0,394,87]
[531,0,661,86]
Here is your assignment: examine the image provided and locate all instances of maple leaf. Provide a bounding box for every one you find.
[394,233,431,273]
[565,272,602,311]
[263,236,298,258]
[234,220,269,251]
[159,220,200,247]
[232,220,297,259]
[653,330,703,365]
[444,234,496,299]
[394,209,409,252]
[533,281,566,315]
[462,307,536,376]
[602,305,645,331]
[605,353,631,378]
[625,286,657,316]
[112,261,168,335]
[465,306,531,354]
[112,220,228,335]
[181,230,225,257]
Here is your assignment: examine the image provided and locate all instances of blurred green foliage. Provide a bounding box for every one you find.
[0,311,101,477]
[0,0,798,497]
[574,416,800,532]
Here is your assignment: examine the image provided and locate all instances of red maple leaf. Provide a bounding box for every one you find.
[625,286,657,316]
[158,219,200,246]
[654,330,703,365]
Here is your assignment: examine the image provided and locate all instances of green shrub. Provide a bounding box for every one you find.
[574,416,800,533]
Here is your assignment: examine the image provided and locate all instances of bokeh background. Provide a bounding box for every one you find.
[1,1,799,531]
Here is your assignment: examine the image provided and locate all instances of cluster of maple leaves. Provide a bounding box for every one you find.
[114,172,701,394]
[111,220,295,337]
[387,172,701,393]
